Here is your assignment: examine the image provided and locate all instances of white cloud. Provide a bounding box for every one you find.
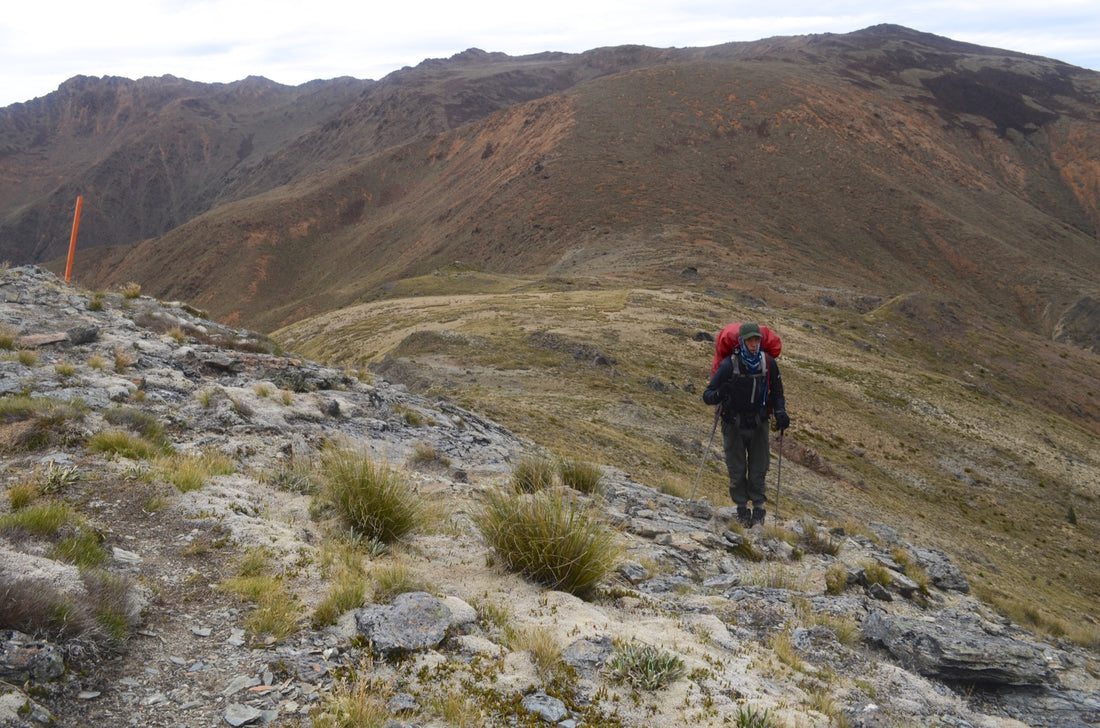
[2,0,1098,106]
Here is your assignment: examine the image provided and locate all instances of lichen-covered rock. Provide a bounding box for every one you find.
[355,592,452,654]
[863,610,1054,686]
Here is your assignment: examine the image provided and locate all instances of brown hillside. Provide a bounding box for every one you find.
[64,26,1100,346]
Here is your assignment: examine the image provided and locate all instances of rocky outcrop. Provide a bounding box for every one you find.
[863,610,1054,686]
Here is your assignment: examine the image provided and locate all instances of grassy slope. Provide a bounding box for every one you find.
[275,269,1100,643]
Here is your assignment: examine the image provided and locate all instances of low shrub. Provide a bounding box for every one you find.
[474,487,620,598]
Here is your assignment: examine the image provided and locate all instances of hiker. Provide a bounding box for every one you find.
[703,322,789,527]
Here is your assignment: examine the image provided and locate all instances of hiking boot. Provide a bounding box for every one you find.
[736,505,752,528]
[750,508,766,527]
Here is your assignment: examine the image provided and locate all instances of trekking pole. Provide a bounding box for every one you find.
[690,407,720,501]
[775,428,784,518]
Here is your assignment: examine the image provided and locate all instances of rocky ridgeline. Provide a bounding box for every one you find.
[1,265,1097,728]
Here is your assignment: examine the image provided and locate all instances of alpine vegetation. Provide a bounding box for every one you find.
[475,486,620,598]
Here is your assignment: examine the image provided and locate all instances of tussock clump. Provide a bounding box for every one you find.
[0,396,86,452]
[557,456,604,495]
[88,430,164,460]
[510,454,556,493]
[0,570,140,648]
[319,446,426,544]
[474,487,620,598]
[104,406,166,444]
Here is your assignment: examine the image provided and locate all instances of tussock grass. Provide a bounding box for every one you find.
[313,544,367,627]
[7,479,40,509]
[0,324,17,349]
[319,446,426,544]
[0,570,139,647]
[824,565,848,595]
[310,661,393,728]
[113,345,136,373]
[475,487,620,598]
[511,454,557,493]
[54,529,108,569]
[433,691,483,727]
[408,441,450,468]
[507,625,564,680]
[155,449,235,492]
[799,521,842,556]
[221,547,301,641]
[372,559,431,603]
[88,430,163,460]
[120,282,142,298]
[558,456,604,495]
[861,561,894,587]
[0,396,86,452]
[603,641,686,690]
[0,499,76,536]
[104,406,166,444]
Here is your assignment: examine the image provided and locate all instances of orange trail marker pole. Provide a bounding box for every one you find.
[64,196,83,282]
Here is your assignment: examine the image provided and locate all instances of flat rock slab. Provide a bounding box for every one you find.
[863,611,1054,686]
[355,591,451,654]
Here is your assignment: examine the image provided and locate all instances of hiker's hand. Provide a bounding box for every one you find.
[774,410,790,431]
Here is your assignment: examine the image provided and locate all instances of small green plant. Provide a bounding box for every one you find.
[254,382,274,398]
[87,353,107,370]
[475,486,620,598]
[319,446,426,544]
[603,641,685,690]
[87,296,104,311]
[511,454,557,493]
[558,456,604,495]
[54,361,76,378]
[734,704,774,728]
[16,349,37,366]
[120,282,142,298]
[166,326,187,344]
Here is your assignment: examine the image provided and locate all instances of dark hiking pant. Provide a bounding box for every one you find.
[721,418,770,508]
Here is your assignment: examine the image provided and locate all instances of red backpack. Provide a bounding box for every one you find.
[711,322,781,375]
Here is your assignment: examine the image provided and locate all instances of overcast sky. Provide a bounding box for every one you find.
[3,0,1099,108]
